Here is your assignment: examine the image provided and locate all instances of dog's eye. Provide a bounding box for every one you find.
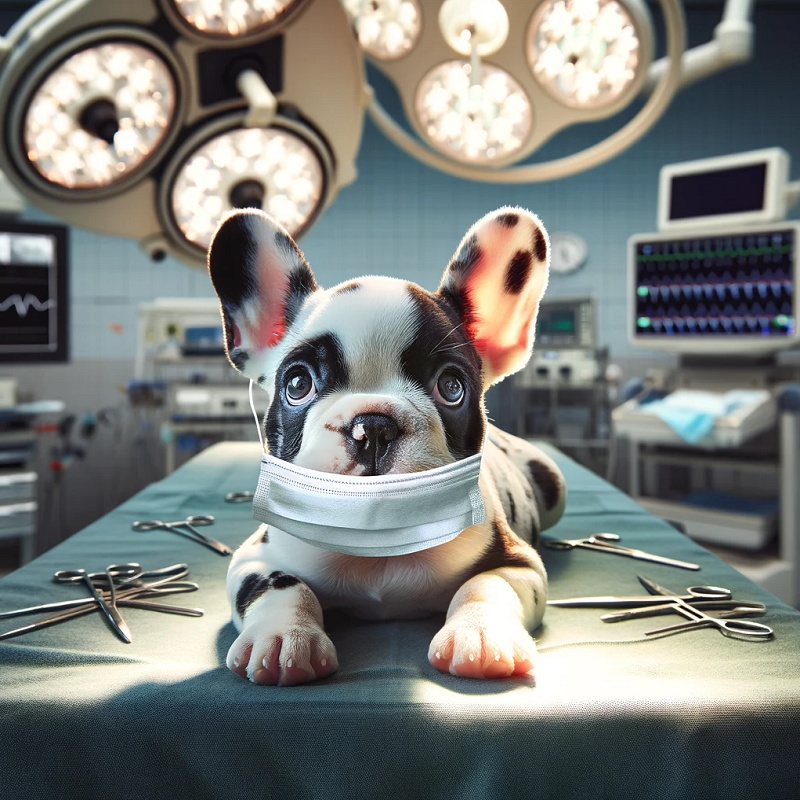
[285,368,317,406]
[433,371,464,406]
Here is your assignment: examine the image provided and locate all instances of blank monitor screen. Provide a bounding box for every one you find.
[634,229,795,339]
[669,163,767,221]
[0,222,68,362]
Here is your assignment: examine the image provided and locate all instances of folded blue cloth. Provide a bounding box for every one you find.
[639,389,769,443]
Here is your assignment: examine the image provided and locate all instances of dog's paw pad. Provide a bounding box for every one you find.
[227,625,338,686]
[429,611,536,679]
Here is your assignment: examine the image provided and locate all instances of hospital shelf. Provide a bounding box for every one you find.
[635,495,776,551]
[615,384,800,608]
[0,431,38,566]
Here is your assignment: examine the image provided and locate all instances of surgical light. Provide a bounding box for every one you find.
[415,61,532,164]
[172,0,300,37]
[342,0,422,60]
[22,41,176,190]
[0,0,758,267]
[527,0,641,108]
[166,120,328,253]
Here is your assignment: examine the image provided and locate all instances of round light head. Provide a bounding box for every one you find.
[415,61,532,164]
[527,0,645,109]
[171,0,301,37]
[342,0,422,60]
[23,42,176,190]
[169,125,326,250]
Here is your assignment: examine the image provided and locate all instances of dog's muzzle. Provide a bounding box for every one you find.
[252,450,485,557]
[248,380,485,556]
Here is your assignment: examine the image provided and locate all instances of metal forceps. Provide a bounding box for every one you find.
[0,564,203,642]
[132,515,233,555]
[630,597,773,639]
[54,566,132,643]
[0,563,197,621]
[598,575,773,639]
[542,532,700,571]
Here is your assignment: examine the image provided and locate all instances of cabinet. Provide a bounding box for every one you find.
[613,383,800,607]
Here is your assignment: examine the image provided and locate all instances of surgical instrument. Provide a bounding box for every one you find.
[54,567,133,643]
[132,515,233,555]
[0,564,204,641]
[548,573,773,639]
[639,596,773,638]
[542,532,700,570]
[548,586,763,610]
[225,491,254,503]
[592,575,766,617]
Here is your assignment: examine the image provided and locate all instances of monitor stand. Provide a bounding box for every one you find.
[675,353,798,392]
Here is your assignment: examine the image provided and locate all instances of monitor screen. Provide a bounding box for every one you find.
[669,163,767,221]
[0,222,68,363]
[537,306,577,347]
[633,229,795,339]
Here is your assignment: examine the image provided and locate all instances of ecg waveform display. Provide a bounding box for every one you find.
[0,226,67,362]
[634,229,795,337]
[0,293,56,316]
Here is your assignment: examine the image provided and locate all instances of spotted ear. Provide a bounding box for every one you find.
[207,209,318,381]
[437,207,550,385]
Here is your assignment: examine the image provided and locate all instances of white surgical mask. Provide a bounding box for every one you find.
[248,380,485,557]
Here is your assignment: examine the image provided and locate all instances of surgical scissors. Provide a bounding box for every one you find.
[550,584,743,609]
[549,574,766,613]
[0,563,195,621]
[542,532,700,571]
[551,574,773,640]
[54,567,133,643]
[132,515,233,555]
[0,564,203,641]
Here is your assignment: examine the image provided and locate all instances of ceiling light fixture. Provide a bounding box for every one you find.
[415,60,532,164]
[164,115,329,255]
[0,0,363,266]
[171,0,302,37]
[7,29,183,199]
[342,0,422,60]
[0,0,757,268]
[23,41,176,191]
[527,0,642,109]
[362,0,754,183]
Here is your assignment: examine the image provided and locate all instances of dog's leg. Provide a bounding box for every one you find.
[488,423,567,533]
[428,512,547,679]
[226,526,338,686]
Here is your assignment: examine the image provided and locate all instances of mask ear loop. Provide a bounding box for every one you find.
[249,379,265,451]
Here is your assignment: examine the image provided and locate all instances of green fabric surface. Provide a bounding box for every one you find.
[0,442,799,800]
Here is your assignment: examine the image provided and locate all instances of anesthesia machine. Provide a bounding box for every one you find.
[613,147,800,606]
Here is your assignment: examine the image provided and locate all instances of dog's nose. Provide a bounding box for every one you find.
[350,414,400,475]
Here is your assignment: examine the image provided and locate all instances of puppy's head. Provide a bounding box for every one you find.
[208,208,550,475]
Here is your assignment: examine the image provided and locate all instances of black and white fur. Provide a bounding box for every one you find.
[208,207,566,684]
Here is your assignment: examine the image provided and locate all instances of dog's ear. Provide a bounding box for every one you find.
[207,210,319,380]
[436,207,550,385]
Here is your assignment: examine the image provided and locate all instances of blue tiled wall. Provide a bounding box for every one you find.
[21,3,800,361]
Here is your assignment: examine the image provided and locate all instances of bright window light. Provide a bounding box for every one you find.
[172,0,300,36]
[415,61,532,164]
[528,0,640,108]
[342,0,422,60]
[23,42,175,189]
[170,127,325,249]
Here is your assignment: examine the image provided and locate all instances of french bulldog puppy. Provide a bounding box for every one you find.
[208,207,566,685]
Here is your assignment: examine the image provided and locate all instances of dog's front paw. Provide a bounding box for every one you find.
[227,622,338,686]
[428,605,537,679]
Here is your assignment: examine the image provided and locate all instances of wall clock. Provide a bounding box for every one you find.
[549,232,588,275]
